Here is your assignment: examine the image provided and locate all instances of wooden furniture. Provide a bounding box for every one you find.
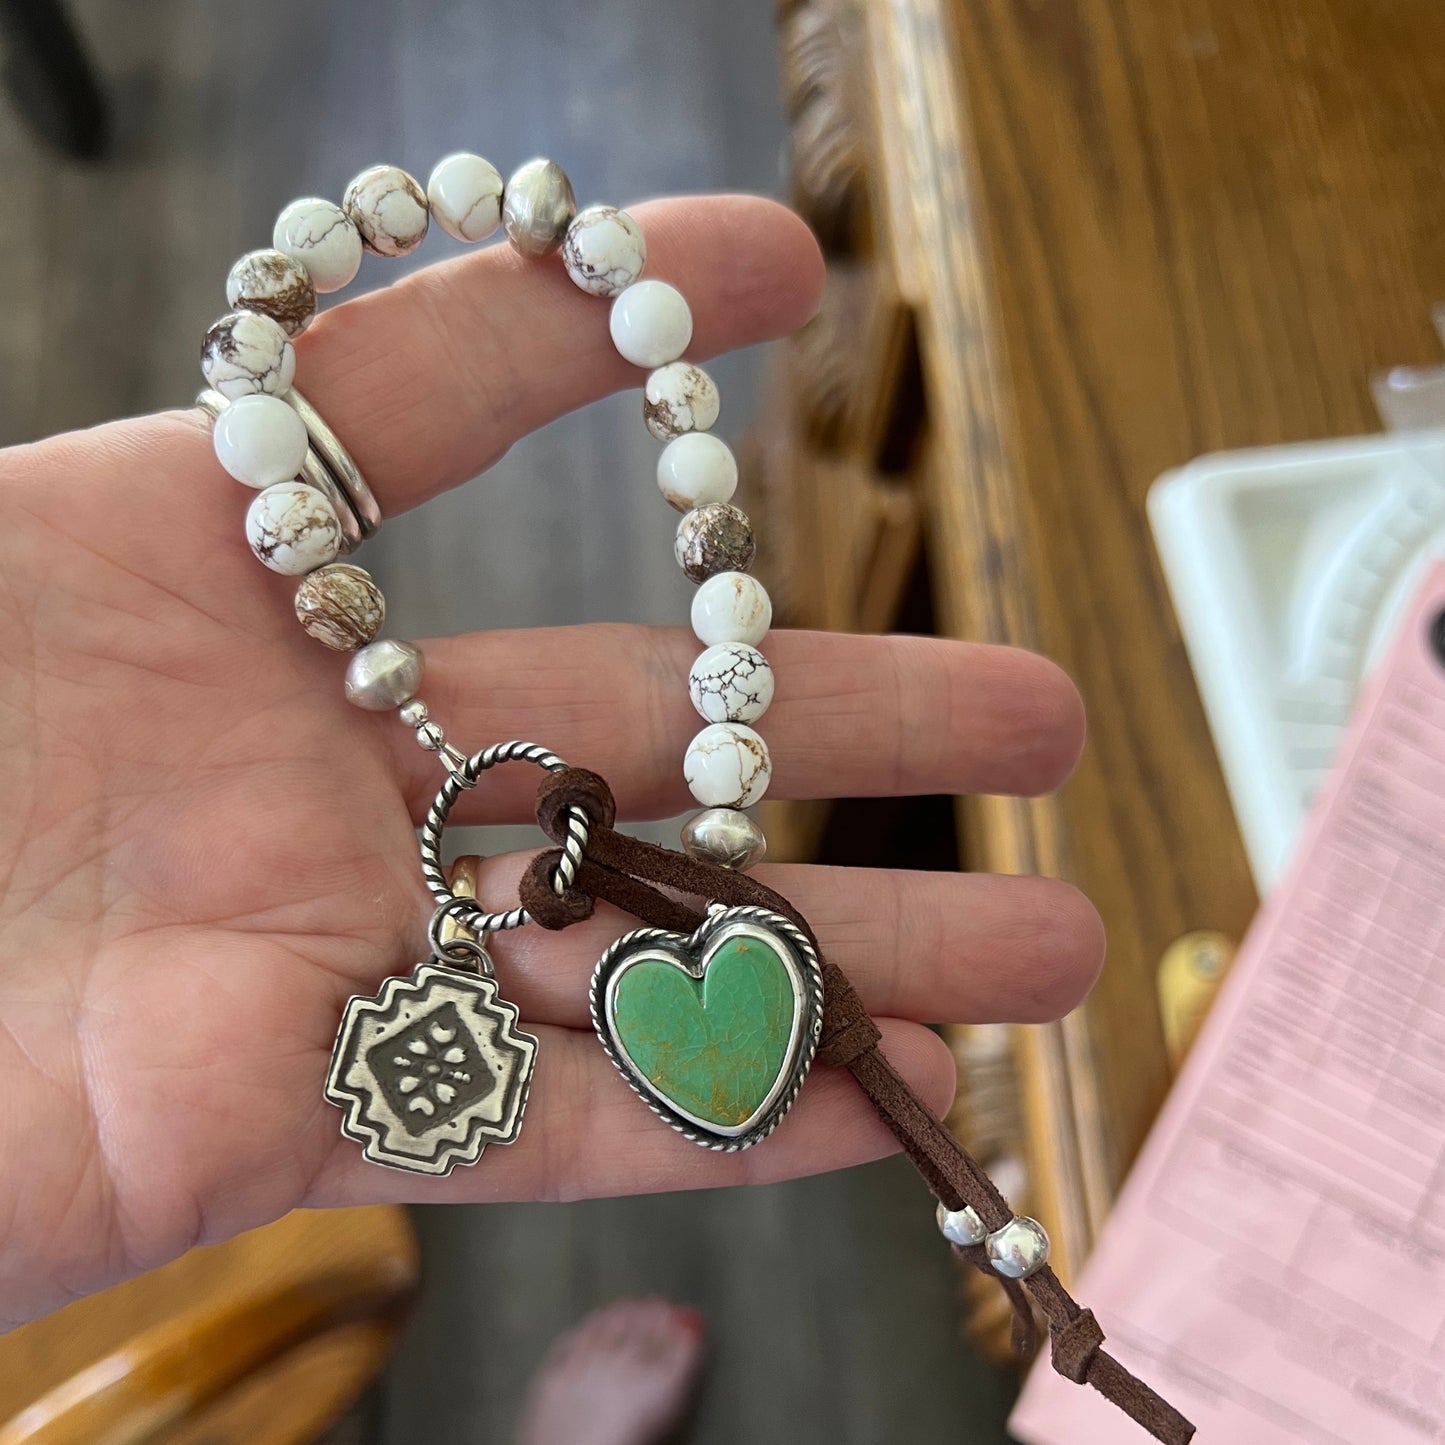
[762,0,1445,1345]
[0,1206,417,1445]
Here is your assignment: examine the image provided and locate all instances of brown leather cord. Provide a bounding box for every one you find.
[522,770,1195,1445]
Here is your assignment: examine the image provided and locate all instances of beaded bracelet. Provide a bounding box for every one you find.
[201,155,771,874]
[194,153,1193,1445]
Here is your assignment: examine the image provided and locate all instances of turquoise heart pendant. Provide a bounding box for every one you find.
[590,904,824,1150]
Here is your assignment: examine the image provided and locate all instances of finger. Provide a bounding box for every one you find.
[292,194,824,513]
[395,626,1086,819]
[444,856,1103,1029]
[306,1016,955,1207]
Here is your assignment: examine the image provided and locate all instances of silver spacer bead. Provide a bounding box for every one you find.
[398,698,429,727]
[935,1200,988,1248]
[680,808,767,871]
[985,1216,1050,1279]
[416,721,447,752]
[502,158,577,257]
[344,639,424,711]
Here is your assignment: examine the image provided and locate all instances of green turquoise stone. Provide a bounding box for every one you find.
[612,935,795,1129]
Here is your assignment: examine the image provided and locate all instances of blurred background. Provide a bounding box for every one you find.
[6,0,1445,1442]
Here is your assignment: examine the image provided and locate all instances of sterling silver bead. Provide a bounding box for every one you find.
[985,1216,1050,1279]
[681,808,767,870]
[935,1201,988,1247]
[344,639,424,711]
[502,158,576,257]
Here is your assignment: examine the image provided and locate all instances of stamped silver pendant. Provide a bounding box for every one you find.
[326,959,538,1176]
[590,904,824,1151]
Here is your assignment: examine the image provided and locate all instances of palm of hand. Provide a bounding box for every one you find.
[1,432,422,1323]
[0,195,1100,1330]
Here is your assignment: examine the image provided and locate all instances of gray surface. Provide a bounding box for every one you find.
[0,2,1015,1440]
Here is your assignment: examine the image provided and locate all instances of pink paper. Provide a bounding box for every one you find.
[1011,562,1445,1444]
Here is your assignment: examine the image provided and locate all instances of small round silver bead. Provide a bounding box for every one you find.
[502,158,577,257]
[680,808,767,871]
[344,639,425,711]
[416,721,446,752]
[398,698,429,727]
[985,1216,1050,1279]
[935,1201,988,1248]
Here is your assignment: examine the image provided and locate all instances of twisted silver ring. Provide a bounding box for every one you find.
[419,741,590,934]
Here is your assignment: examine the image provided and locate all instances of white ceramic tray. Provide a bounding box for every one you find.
[1149,430,1445,890]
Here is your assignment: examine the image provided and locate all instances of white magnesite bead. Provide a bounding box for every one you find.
[684,722,772,809]
[426,152,504,242]
[344,639,425,710]
[985,1216,1050,1279]
[657,433,738,511]
[609,279,692,369]
[681,808,767,870]
[690,571,772,647]
[272,198,362,293]
[563,205,646,297]
[689,643,774,724]
[225,249,317,336]
[211,393,309,488]
[343,164,430,257]
[936,1201,988,1248]
[201,311,296,400]
[644,362,720,441]
[245,482,342,576]
[502,158,576,257]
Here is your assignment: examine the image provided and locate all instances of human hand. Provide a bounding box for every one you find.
[0,195,1101,1329]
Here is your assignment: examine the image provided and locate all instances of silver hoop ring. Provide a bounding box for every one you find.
[286,386,383,538]
[419,741,590,934]
[194,389,363,553]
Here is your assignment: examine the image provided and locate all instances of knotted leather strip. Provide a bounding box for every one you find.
[1052,1307,1105,1383]
[523,769,1195,1445]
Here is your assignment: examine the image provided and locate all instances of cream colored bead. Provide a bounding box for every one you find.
[245,482,342,575]
[690,572,772,647]
[643,362,720,441]
[688,643,773,723]
[657,433,738,511]
[426,152,504,242]
[225,249,317,336]
[211,393,309,488]
[343,164,430,257]
[609,280,692,368]
[201,311,295,400]
[272,198,362,293]
[684,722,772,809]
[563,205,646,297]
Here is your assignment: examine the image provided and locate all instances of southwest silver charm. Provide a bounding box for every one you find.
[326,960,537,1176]
[590,904,823,1151]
